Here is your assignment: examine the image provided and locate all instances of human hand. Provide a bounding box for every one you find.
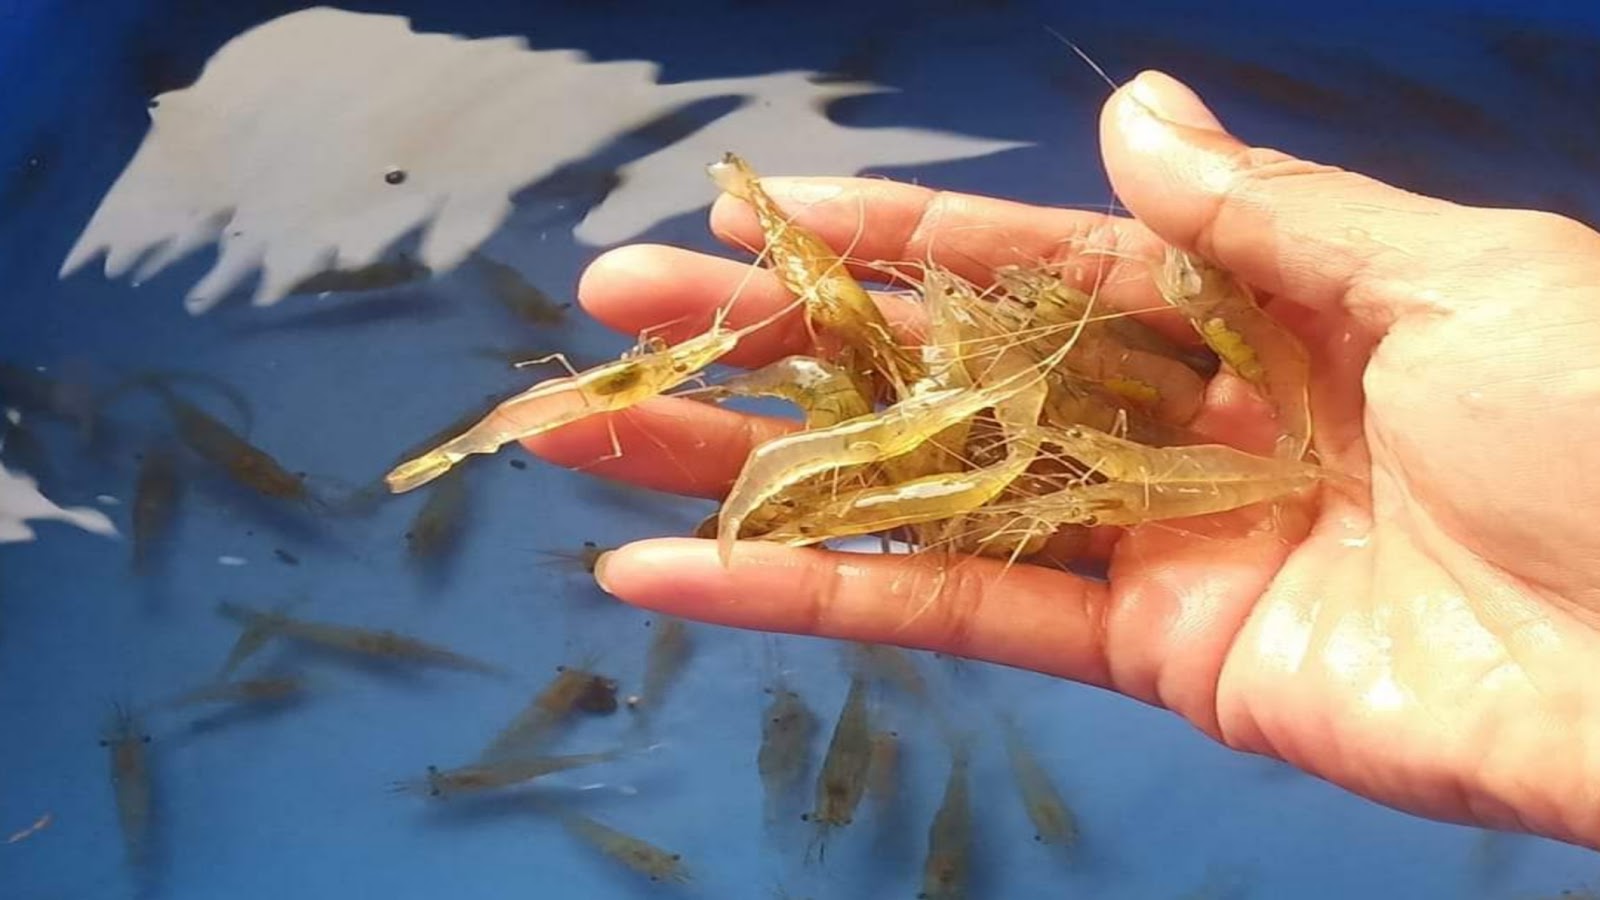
[525,70,1600,849]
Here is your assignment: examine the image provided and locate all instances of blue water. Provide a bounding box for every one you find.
[3,2,1598,898]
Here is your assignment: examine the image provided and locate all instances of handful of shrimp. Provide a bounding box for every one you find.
[382,153,1330,567]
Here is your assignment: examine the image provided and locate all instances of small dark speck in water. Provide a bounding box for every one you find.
[509,459,527,470]
[273,549,299,566]
[384,168,408,185]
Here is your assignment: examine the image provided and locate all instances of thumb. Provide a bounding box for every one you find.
[1100,70,1477,329]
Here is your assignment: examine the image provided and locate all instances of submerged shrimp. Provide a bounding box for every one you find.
[386,297,796,494]
[920,741,973,900]
[708,152,922,394]
[148,383,307,501]
[1000,716,1079,849]
[758,684,818,823]
[100,704,153,869]
[866,730,900,808]
[130,445,180,573]
[806,676,873,847]
[850,643,927,700]
[164,675,307,710]
[1154,247,1311,459]
[472,252,569,325]
[480,664,615,761]
[217,602,501,676]
[558,810,691,884]
[405,467,467,560]
[534,540,611,575]
[630,617,692,718]
[391,749,622,798]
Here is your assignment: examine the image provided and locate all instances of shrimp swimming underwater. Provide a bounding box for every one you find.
[100,704,154,870]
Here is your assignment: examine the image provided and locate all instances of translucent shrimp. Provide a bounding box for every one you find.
[155,385,307,501]
[806,676,873,843]
[386,296,798,494]
[919,740,973,900]
[630,616,692,720]
[716,332,1076,565]
[557,810,691,885]
[1000,715,1079,850]
[1153,247,1312,459]
[758,684,818,824]
[217,602,502,676]
[480,663,615,762]
[708,152,923,394]
[130,445,180,573]
[534,540,611,575]
[405,467,467,560]
[99,704,153,870]
[849,643,927,700]
[678,355,872,428]
[866,730,900,809]
[164,675,307,710]
[993,424,1329,527]
[390,749,622,798]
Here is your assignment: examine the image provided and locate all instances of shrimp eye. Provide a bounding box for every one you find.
[142,736,152,744]
[556,665,567,672]
[1034,834,1043,842]
[799,813,810,822]
[98,739,109,747]
[669,854,680,861]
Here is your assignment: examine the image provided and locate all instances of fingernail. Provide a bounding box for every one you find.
[1129,70,1224,133]
[765,178,843,205]
[592,551,615,593]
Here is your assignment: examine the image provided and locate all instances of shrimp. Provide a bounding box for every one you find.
[630,616,692,719]
[534,540,611,575]
[806,676,873,846]
[479,664,615,761]
[1153,247,1311,459]
[1000,715,1079,849]
[758,339,1055,548]
[679,355,872,428]
[471,252,569,325]
[99,704,153,869]
[164,675,307,709]
[992,423,1329,527]
[556,808,690,884]
[919,740,973,900]
[217,602,502,676]
[130,445,180,573]
[386,295,798,494]
[866,730,900,808]
[850,643,927,700]
[758,684,818,823]
[717,332,1076,565]
[146,383,307,502]
[287,254,430,296]
[216,613,277,681]
[708,152,923,393]
[405,467,467,560]
[390,749,622,798]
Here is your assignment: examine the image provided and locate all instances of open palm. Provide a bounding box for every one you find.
[524,71,1600,849]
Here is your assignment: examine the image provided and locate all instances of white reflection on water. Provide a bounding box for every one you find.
[62,7,1027,313]
[0,460,118,544]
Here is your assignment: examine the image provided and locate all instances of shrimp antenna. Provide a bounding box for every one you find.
[1044,27,1120,93]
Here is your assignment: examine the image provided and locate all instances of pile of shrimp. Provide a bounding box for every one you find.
[385,153,1325,566]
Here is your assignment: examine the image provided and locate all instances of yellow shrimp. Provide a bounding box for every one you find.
[217,602,503,676]
[716,329,1076,565]
[708,152,923,394]
[386,295,800,494]
[558,810,691,884]
[390,749,622,798]
[991,424,1327,527]
[752,345,1051,547]
[1153,247,1312,459]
